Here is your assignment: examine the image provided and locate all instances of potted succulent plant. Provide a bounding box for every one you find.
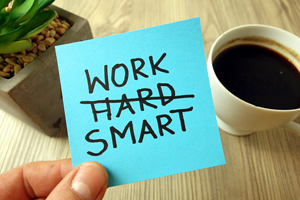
[0,0,93,136]
[0,0,56,55]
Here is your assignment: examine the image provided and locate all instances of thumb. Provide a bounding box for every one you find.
[47,161,108,200]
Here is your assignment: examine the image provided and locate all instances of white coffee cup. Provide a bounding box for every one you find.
[207,24,300,136]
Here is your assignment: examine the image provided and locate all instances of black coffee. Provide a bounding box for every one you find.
[213,44,300,110]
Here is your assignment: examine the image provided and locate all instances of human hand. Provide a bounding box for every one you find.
[0,159,108,200]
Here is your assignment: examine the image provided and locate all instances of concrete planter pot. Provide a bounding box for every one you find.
[0,5,93,136]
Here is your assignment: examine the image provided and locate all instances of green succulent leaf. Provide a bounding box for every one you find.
[0,24,15,36]
[0,11,10,31]
[19,10,55,39]
[0,0,12,11]
[36,0,55,13]
[15,0,38,24]
[10,0,37,23]
[19,0,56,25]
[0,26,24,43]
[10,0,24,8]
[0,40,32,54]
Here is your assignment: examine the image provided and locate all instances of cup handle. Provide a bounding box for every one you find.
[283,121,300,136]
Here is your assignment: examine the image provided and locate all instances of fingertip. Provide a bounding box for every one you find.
[71,161,108,200]
[81,161,108,179]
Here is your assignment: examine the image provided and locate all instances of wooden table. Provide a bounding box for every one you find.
[1,0,299,199]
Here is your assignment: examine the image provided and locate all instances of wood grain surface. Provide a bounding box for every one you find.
[1,0,300,199]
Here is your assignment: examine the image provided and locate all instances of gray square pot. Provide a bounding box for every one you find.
[0,5,93,136]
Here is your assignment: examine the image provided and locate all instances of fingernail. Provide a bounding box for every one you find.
[71,162,108,200]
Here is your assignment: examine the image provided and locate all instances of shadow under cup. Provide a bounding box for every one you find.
[207,25,300,136]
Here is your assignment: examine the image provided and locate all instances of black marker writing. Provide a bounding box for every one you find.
[85,129,108,156]
[85,107,193,156]
[82,51,196,157]
[80,83,194,122]
[85,53,168,93]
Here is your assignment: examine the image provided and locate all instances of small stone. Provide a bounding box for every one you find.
[23,56,34,63]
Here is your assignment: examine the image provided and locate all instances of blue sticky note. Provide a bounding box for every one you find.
[55,17,225,187]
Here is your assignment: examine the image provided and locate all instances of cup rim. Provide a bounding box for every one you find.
[208,24,300,113]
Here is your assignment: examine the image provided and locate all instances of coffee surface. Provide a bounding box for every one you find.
[213,44,300,110]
